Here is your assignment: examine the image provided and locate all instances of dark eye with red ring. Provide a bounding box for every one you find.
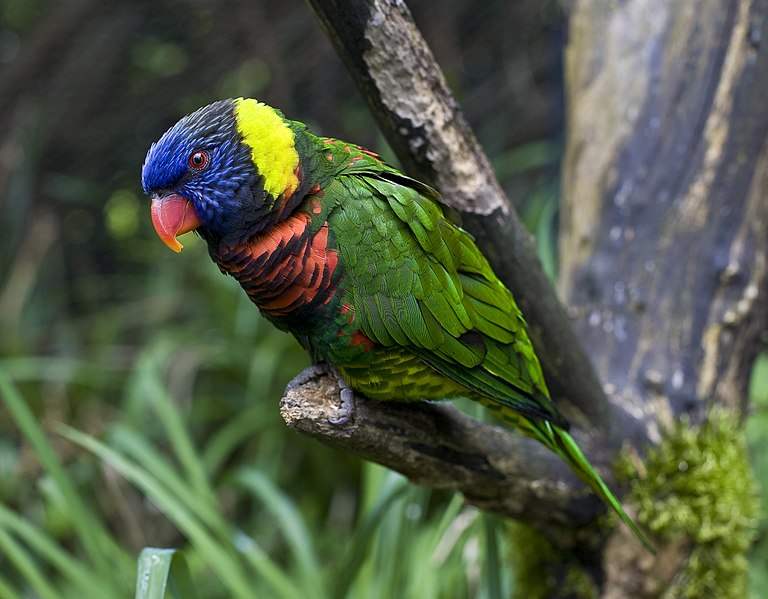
[189,151,209,170]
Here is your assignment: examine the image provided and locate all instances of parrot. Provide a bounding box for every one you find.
[142,97,653,551]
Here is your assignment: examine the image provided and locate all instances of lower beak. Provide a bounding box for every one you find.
[150,194,202,252]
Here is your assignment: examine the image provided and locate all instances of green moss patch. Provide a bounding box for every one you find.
[617,407,758,598]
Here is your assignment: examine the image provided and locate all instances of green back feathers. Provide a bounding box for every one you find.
[320,153,565,427]
[314,145,653,550]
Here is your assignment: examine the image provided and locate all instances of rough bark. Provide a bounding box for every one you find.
[561,0,768,436]
[280,371,614,550]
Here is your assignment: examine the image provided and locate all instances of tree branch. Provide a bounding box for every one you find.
[279,371,617,548]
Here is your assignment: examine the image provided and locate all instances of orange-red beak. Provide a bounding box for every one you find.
[150,194,202,252]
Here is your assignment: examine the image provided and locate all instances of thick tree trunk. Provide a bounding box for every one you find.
[283,0,768,595]
[561,0,768,593]
[561,0,768,426]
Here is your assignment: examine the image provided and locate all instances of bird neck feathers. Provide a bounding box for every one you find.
[233,98,300,202]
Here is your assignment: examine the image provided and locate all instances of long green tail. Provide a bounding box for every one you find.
[521,416,655,553]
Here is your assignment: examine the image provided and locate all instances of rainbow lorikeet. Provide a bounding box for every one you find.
[142,98,652,550]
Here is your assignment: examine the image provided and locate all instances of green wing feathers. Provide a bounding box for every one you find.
[331,169,564,425]
[326,154,652,550]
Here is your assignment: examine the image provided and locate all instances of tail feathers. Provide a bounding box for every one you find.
[524,417,656,553]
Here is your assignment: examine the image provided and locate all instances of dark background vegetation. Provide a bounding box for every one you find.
[1,0,765,596]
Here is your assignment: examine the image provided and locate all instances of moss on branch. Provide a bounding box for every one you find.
[616,408,758,598]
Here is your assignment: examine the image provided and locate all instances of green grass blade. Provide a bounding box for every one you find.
[164,548,196,599]
[426,494,468,561]
[135,548,197,599]
[234,468,326,599]
[106,436,302,599]
[59,425,254,599]
[534,188,558,282]
[0,526,60,599]
[0,573,23,599]
[200,404,268,475]
[0,369,120,577]
[483,514,503,599]
[109,425,229,542]
[0,357,116,387]
[331,479,409,598]
[135,548,174,599]
[0,503,113,597]
[233,532,307,599]
[130,348,216,507]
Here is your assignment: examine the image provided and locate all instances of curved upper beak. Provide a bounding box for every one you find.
[150,193,202,252]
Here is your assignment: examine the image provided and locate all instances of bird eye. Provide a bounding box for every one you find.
[189,151,209,170]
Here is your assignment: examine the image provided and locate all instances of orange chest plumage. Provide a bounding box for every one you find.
[212,211,340,320]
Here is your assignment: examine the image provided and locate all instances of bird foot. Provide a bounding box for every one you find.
[328,375,355,426]
[285,364,354,425]
[285,364,328,392]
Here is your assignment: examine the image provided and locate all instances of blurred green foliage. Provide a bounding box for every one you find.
[0,0,764,597]
[0,0,563,596]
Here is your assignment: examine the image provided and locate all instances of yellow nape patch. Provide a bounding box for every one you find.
[234,98,300,200]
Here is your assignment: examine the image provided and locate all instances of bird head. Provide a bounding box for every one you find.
[141,98,300,251]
